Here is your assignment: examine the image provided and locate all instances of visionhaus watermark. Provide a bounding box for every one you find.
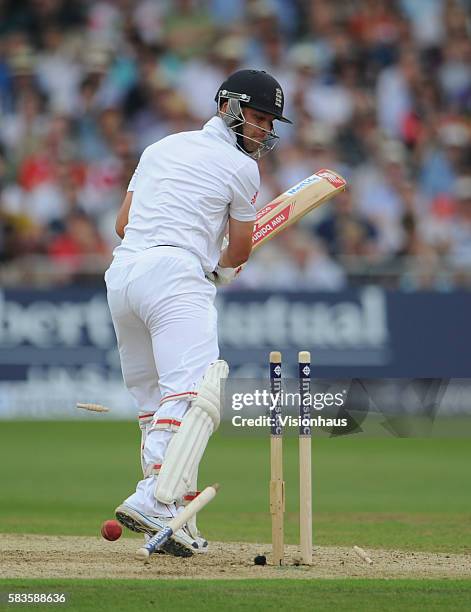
[232,414,349,428]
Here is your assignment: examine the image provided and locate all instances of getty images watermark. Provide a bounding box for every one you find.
[229,387,349,429]
[222,378,471,438]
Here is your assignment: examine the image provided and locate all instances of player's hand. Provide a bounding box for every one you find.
[207,263,244,286]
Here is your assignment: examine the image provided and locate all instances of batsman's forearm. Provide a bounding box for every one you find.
[219,247,250,268]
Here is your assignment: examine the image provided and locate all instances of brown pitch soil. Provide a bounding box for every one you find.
[1,534,470,580]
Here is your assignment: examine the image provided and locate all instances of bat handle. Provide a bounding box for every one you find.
[135,526,173,561]
[134,484,220,562]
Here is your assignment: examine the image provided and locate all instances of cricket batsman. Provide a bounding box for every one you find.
[105,70,292,556]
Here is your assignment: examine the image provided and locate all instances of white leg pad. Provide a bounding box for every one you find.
[182,465,199,539]
[155,360,228,504]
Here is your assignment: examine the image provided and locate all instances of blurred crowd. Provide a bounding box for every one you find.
[0,0,470,290]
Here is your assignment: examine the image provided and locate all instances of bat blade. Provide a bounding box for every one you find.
[251,168,346,251]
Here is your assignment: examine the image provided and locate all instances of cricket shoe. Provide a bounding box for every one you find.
[192,532,209,553]
[115,502,199,557]
[143,529,209,553]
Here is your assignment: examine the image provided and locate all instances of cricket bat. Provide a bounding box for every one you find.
[135,483,220,562]
[210,168,346,282]
[251,168,346,250]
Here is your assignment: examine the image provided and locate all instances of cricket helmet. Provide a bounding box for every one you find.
[215,69,292,124]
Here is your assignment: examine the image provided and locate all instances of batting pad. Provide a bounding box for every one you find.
[155,360,228,504]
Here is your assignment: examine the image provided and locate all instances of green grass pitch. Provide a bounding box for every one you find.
[1,579,471,611]
[0,421,469,610]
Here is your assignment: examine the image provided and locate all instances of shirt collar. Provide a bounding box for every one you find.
[203,116,238,147]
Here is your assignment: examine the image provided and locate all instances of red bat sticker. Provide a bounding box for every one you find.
[252,203,293,246]
[316,169,346,188]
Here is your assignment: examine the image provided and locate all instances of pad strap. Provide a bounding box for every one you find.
[151,417,182,433]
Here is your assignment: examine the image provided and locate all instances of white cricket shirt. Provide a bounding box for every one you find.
[112,116,259,273]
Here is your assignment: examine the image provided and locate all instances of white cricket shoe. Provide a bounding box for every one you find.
[192,533,209,553]
[115,502,199,557]
[142,528,209,553]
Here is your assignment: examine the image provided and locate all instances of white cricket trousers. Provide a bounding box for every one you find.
[105,246,219,515]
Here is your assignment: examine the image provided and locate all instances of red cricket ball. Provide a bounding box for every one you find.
[101,519,122,541]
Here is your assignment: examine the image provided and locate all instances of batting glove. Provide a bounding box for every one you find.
[206,264,240,286]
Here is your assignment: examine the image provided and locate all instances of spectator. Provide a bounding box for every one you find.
[47,210,110,272]
[419,120,470,200]
[35,23,82,114]
[447,176,471,274]
[0,0,469,291]
[376,46,420,139]
[316,189,379,260]
[352,139,409,253]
